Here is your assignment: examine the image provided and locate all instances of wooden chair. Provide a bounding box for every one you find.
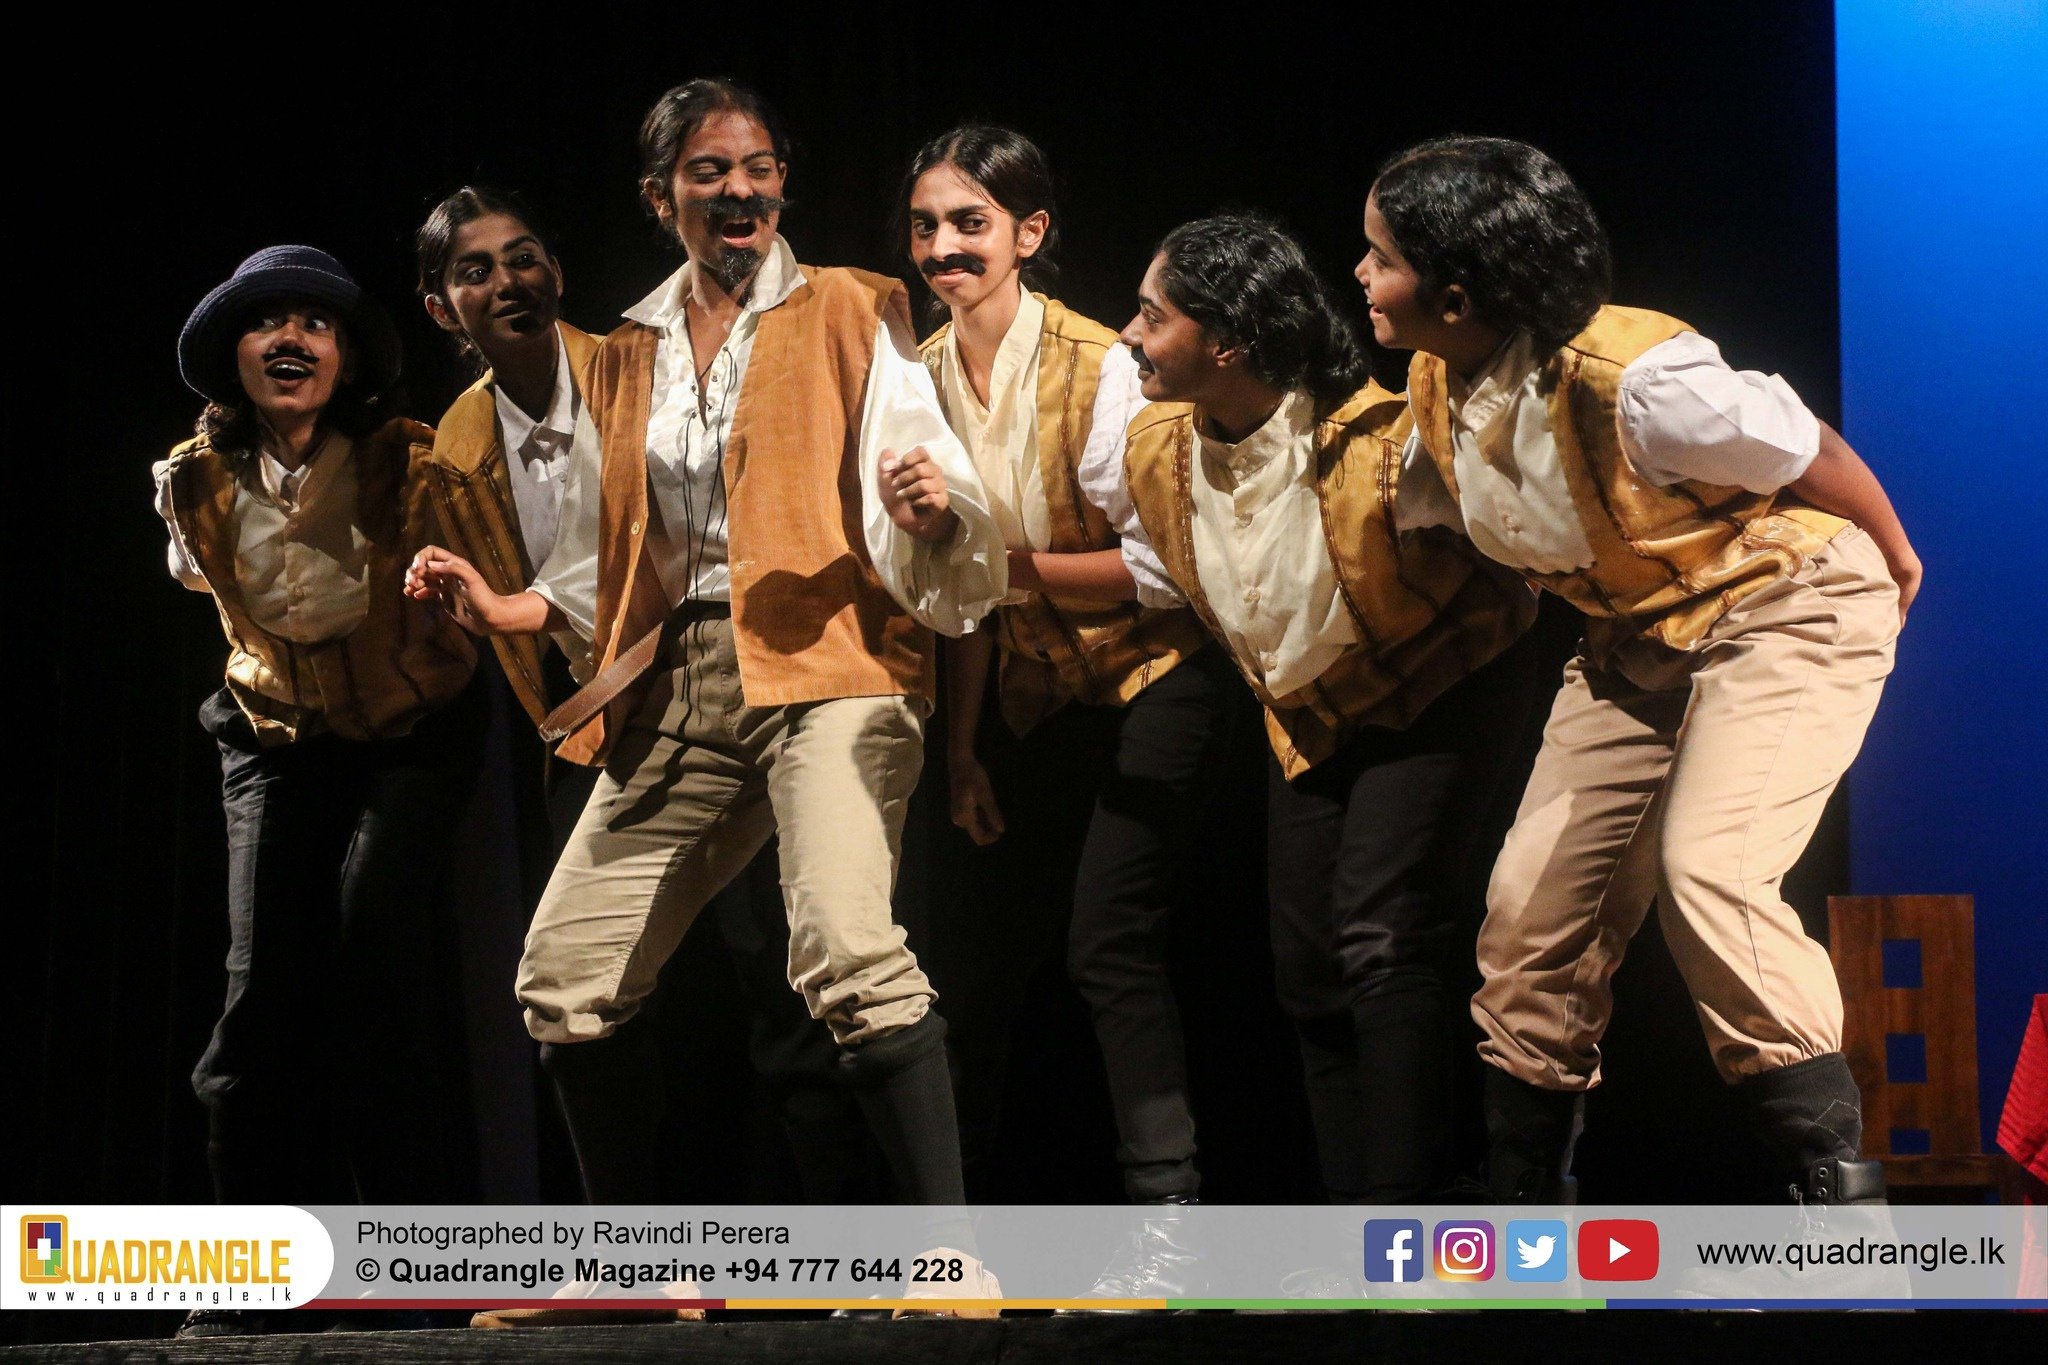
[1828,894,2027,1202]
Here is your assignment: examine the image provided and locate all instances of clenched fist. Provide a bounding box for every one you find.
[878,446,962,544]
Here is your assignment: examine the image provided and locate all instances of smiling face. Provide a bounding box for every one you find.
[428,211,562,361]
[1357,190,1450,353]
[645,108,787,295]
[908,161,1045,314]
[1119,253,1228,405]
[233,299,351,426]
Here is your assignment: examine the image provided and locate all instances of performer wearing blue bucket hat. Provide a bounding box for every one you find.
[154,244,486,1335]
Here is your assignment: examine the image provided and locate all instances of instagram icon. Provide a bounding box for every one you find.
[1432,1220,1495,1281]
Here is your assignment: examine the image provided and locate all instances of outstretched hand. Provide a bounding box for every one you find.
[405,545,502,636]
[879,446,962,544]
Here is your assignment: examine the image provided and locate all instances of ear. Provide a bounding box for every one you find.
[641,175,673,226]
[1439,283,1474,326]
[1210,335,1246,370]
[423,292,463,335]
[1015,209,1050,260]
[548,254,566,302]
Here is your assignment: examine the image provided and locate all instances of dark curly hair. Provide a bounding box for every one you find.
[1154,213,1370,405]
[1371,136,1610,351]
[194,309,399,465]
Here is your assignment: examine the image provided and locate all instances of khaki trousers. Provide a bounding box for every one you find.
[517,608,933,1048]
[1475,526,1899,1088]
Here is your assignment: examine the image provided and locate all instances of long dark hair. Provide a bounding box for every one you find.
[1154,213,1370,405]
[638,77,790,234]
[414,184,554,367]
[1371,136,1611,351]
[898,123,1061,295]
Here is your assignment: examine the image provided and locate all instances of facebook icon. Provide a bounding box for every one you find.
[1363,1219,1426,1283]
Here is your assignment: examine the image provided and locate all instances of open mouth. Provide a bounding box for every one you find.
[264,357,315,381]
[717,219,761,245]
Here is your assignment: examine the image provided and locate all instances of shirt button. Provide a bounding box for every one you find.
[1503,513,1521,533]
[1260,651,1277,669]
[1243,587,1260,607]
[1236,513,1253,529]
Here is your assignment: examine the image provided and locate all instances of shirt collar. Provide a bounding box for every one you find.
[943,283,1044,422]
[624,234,805,330]
[493,323,580,458]
[1448,329,1540,433]
[256,429,352,508]
[1195,387,1318,483]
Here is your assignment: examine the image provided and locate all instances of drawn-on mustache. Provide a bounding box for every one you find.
[1128,343,1154,372]
[920,253,986,279]
[698,192,789,224]
[263,344,317,365]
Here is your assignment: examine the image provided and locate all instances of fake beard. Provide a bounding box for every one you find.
[708,245,764,296]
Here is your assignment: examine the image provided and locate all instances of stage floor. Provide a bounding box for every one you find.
[1,1311,2035,1363]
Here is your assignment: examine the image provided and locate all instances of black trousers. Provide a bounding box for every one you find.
[1058,646,1251,1202]
[1266,633,1551,1201]
[191,678,487,1205]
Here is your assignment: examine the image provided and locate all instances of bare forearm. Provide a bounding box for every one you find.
[946,627,995,758]
[484,589,564,637]
[1791,425,1918,569]
[1008,548,1139,602]
[1790,422,1922,617]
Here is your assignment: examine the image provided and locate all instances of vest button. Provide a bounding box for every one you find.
[630,520,643,534]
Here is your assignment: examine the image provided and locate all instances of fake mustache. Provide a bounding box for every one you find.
[697,192,789,225]
[1128,343,1154,373]
[919,253,987,279]
[263,342,318,366]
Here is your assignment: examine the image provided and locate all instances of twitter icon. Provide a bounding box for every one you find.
[1504,1219,1568,1283]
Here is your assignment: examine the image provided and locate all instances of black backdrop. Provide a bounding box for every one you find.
[17,0,1845,1239]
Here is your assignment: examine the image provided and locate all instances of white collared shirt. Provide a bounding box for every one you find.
[937,285,1050,558]
[1395,330,1823,571]
[1181,391,1357,698]
[492,323,586,571]
[932,286,1151,606]
[152,432,372,644]
[530,235,1005,639]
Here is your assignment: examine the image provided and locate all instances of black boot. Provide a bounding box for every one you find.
[1070,1199,1209,1307]
[540,1021,666,1204]
[1734,1052,1886,1205]
[1483,1067,1584,1204]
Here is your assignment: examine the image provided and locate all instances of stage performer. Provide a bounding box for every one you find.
[902,124,1238,1216]
[1109,215,1544,1278]
[407,79,1006,1314]
[1361,136,1918,1207]
[412,186,876,1213]
[154,246,485,1332]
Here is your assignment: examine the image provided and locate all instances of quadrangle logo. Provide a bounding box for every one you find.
[21,1216,66,1283]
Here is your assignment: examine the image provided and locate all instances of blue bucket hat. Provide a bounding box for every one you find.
[177,245,402,406]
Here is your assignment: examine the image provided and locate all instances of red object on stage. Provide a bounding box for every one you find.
[1997,994,2048,1187]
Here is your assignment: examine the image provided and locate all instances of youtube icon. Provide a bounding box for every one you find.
[1578,1219,1659,1281]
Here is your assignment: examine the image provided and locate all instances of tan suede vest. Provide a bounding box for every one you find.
[921,295,1207,734]
[1124,384,1534,778]
[164,417,477,745]
[1408,305,1845,658]
[415,323,600,728]
[560,266,932,766]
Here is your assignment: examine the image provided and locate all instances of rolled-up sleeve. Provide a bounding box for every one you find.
[858,312,1008,636]
[1074,347,1184,608]
[1617,332,1820,494]
[151,459,211,591]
